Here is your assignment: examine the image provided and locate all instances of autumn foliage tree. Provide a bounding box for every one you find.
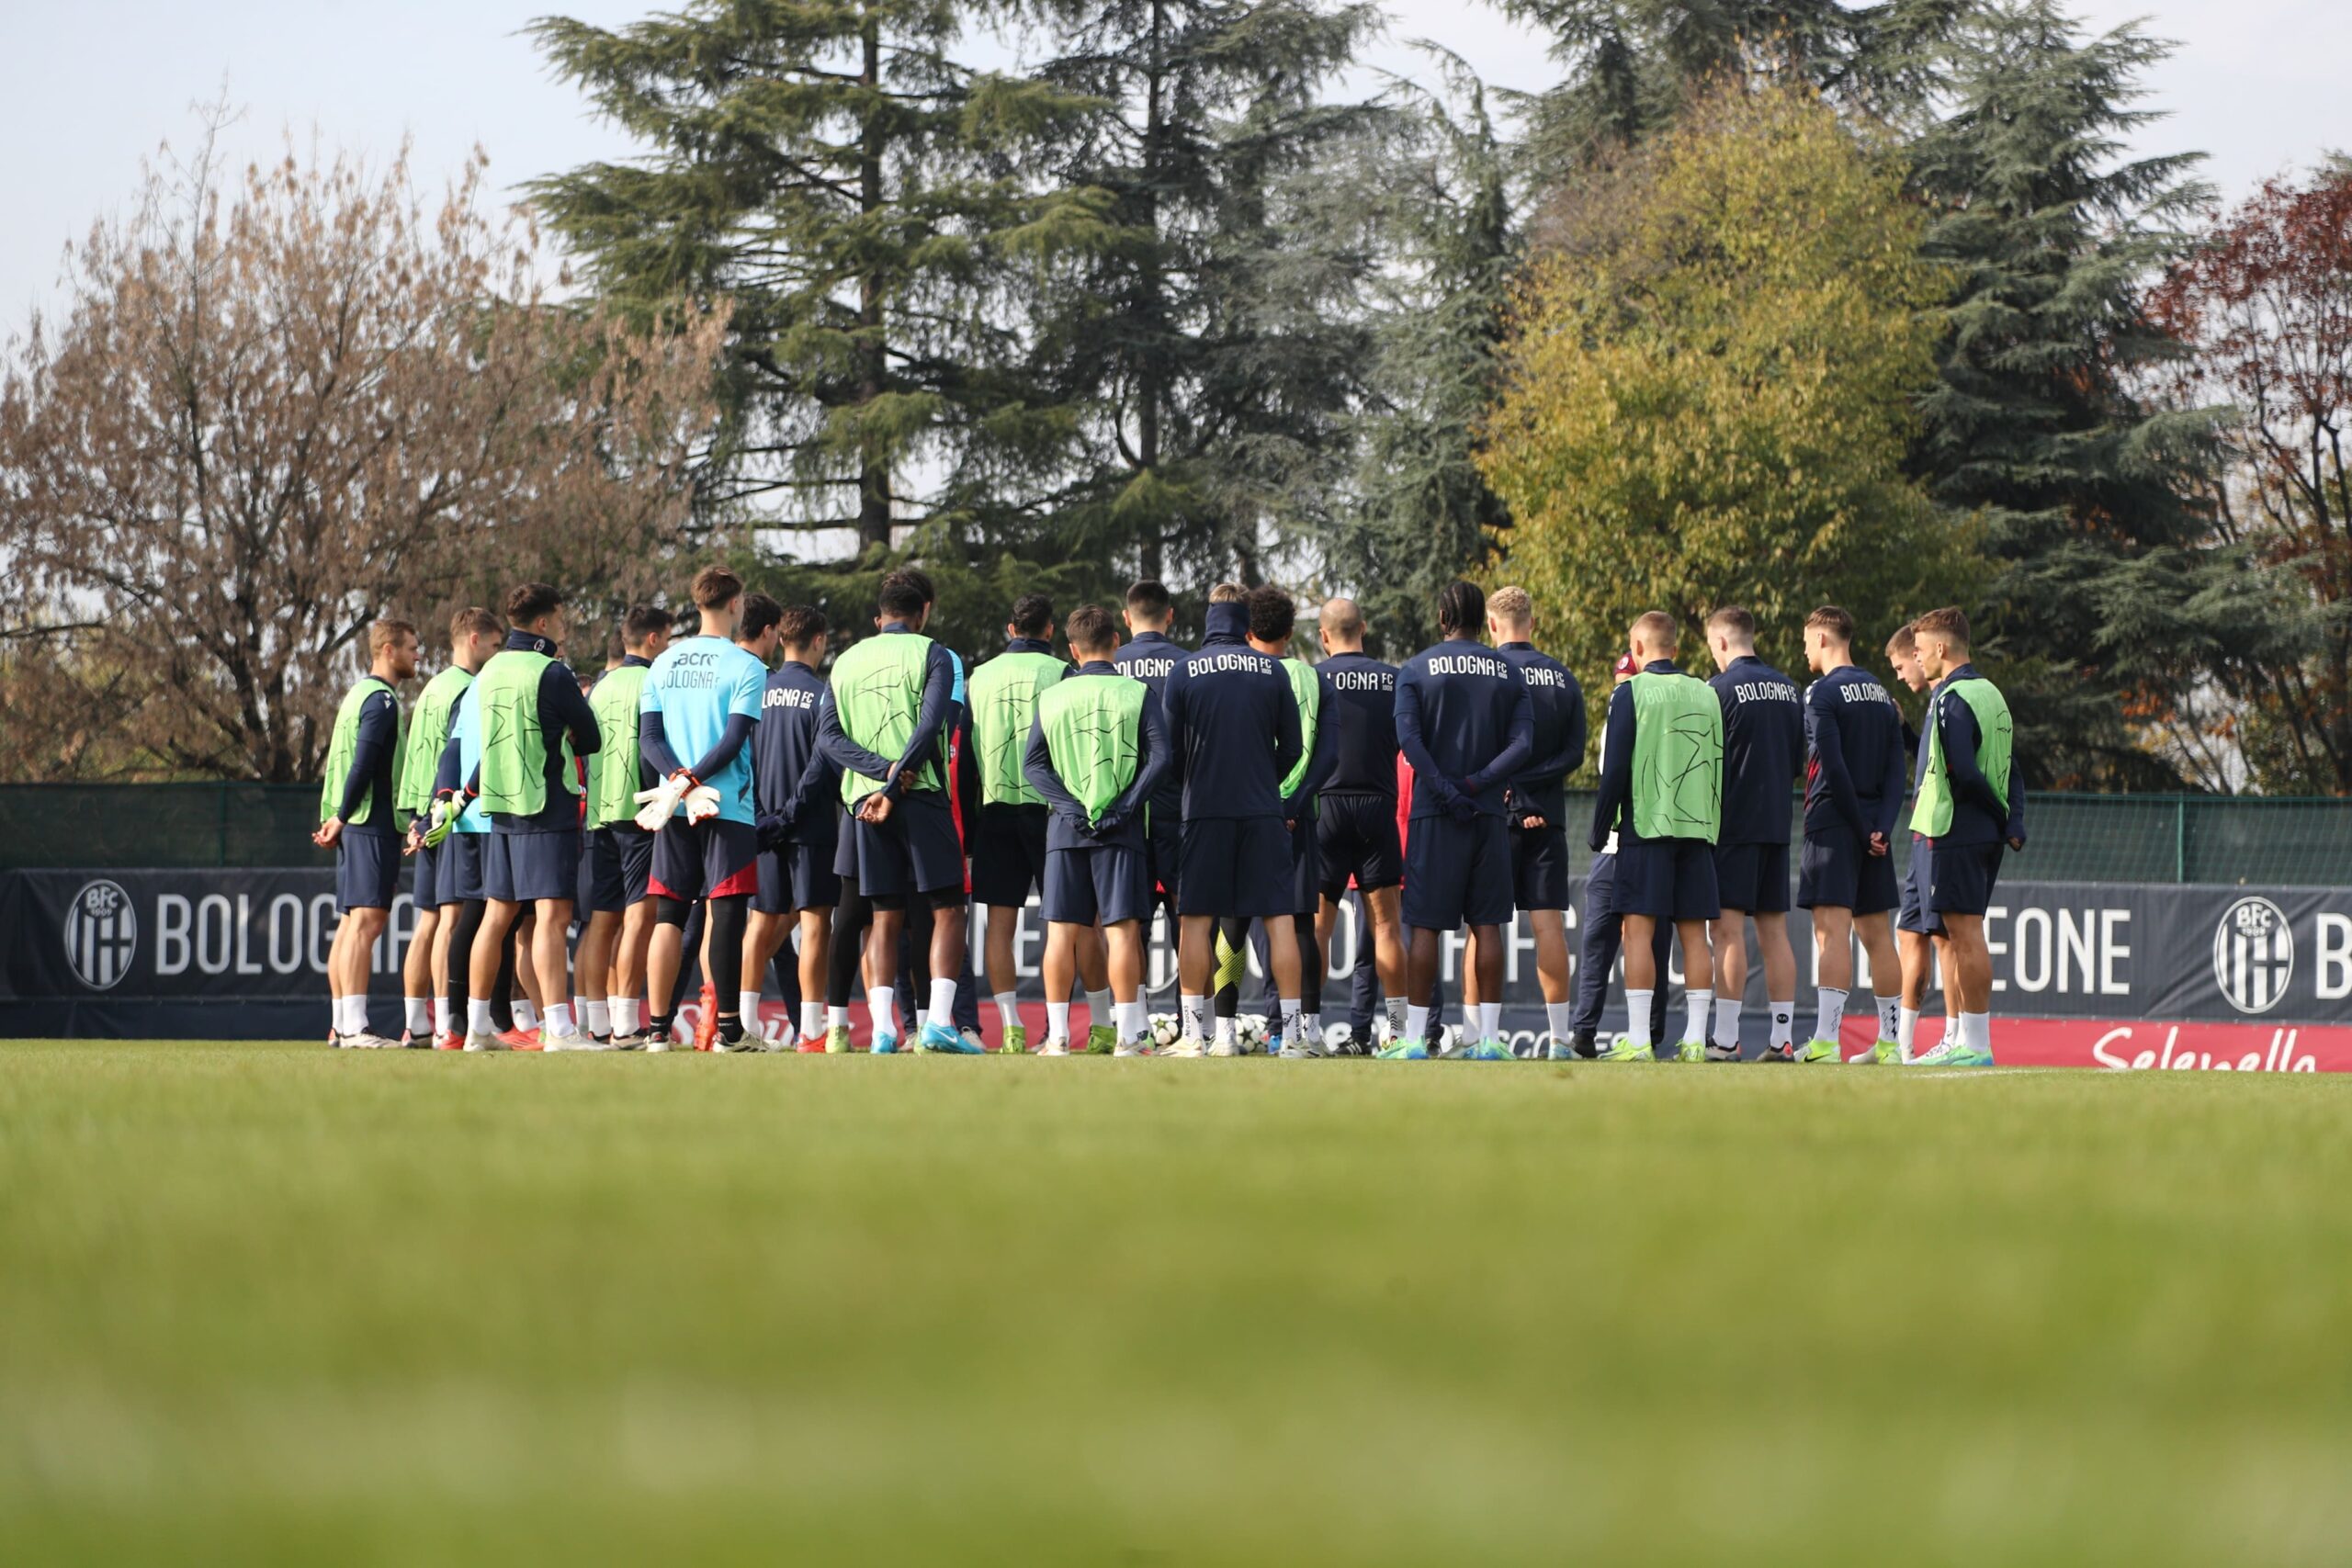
[1479,85,1972,749]
[0,121,722,783]
[2148,168,2352,793]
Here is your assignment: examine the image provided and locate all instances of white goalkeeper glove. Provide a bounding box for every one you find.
[633,771,695,832]
[684,783,722,824]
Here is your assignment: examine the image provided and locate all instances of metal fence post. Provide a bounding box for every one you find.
[2175,796,2187,885]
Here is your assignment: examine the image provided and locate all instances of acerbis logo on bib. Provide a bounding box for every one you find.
[64,879,138,990]
[2212,896,2291,1015]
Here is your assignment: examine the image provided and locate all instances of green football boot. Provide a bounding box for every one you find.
[1374,1037,1429,1060]
[1675,1039,1707,1063]
[824,1025,853,1055]
[1861,1039,1901,1066]
[1909,1037,1994,1067]
[1599,1038,1655,1063]
[1086,1024,1118,1055]
[1794,1037,1841,1064]
[1000,1024,1028,1055]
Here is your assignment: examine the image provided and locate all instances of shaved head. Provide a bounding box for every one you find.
[1319,597,1365,649]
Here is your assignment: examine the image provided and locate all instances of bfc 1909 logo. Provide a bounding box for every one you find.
[2213,896,2292,1015]
[64,879,139,990]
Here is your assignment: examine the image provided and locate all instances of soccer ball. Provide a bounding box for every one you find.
[1324,1021,1365,1056]
[1148,1013,1183,1049]
[1236,1012,1271,1054]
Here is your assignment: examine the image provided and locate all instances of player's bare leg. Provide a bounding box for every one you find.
[401,902,440,1043]
[465,897,521,1048]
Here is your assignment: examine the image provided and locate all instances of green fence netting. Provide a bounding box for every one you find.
[2,784,2350,886]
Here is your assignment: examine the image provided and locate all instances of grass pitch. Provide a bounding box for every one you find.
[3,1043,2349,1565]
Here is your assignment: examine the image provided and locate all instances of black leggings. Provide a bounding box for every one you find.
[1217,914,1321,1021]
[652,895,750,1018]
[444,899,518,1028]
[828,886,940,1008]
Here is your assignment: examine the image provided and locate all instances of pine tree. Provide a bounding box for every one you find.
[1327,51,1517,656]
[1906,0,2240,787]
[527,0,1107,566]
[1023,0,1384,590]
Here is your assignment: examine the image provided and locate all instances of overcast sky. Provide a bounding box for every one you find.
[3,1,2343,325]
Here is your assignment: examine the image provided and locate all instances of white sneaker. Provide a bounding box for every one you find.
[1036,1037,1069,1056]
[1162,1035,1205,1058]
[337,1030,399,1050]
[610,1032,647,1051]
[1114,1036,1153,1057]
[712,1034,768,1054]
[462,1030,507,1053]
[541,1031,587,1053]
[1207,1035,1239,1057]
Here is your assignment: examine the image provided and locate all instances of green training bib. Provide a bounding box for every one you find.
[320,676,402,828]
[830,632,943,805]
[967,650,1067,806]
[1628,671,1722,843]
[1911,678,2013,837]
[1035,674,1148,822]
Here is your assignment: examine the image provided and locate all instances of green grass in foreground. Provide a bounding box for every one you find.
[3,1043,2349,1566]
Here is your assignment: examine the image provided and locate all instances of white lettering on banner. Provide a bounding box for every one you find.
[157,894,192,976]
[2089,1024,2316,1074]
[234,894,265,975]
[197,894,232,975]
[2101,909,2132,995]
[2318,914,2352,1000]
[1970,898,2133,999]
[269,894,307,974]
[1985,906,2007,991]
[2014,908,2051,991]
[311,895,338,970]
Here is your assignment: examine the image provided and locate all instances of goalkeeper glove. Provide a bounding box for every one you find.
[421,793,460,849]
[633,771,695,832]
[684,783,722,824]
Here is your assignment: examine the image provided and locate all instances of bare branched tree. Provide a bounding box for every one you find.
[0,106,724,782]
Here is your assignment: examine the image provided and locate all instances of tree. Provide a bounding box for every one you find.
[0,121,720,783]
[1498,0,1971,172]
[2145,169,2352,793]
[1325,50,1519,657]
[1905,0,2243,788]
[529,0,1107,566]
[1479,85,1969,750]
[1023,0,1383,589]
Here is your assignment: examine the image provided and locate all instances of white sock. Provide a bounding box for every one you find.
[1477,1000,1501,1040]
[1298,1011,1321,1048]
[1279,997,1303,1045]
[434,997,452,1034]
[403,997,431,1035]
[738,989,761,1025]
[828,1004,850,1031]
[1117,999,1147,1040]
[1047,1000,1071,1041]
[514,999,538,1032]
[1624,990,1654,1049]
[1769,1001,1794,1049]
[613,998,640,1036]
[1813,987,1848,1044]
[584,999,610,1037]
[1214,1014,1235,1046]
[1085,988,1112,1030]
[801,1000,823,1039]
[995,992,1019,1031]
[1875,995,1901,1042]
[335,995,366,1035]
[329,997,342,1034]
[1962,1011,1991,1055]
[867,984,896,1036]
[545,1001,576,1038]
[1181,994,1208,1040]
[1682,989,1712,1045]
[1545,1000,1572,1041]
[1461,1000,1479,1041]
[1897,1007,1919,1051]
[468,999,494,1035]
[1385,998,1408,1036]
[929,977,959,1028]
[1713,998,1741,1046]
[1405,1004,1430,1042]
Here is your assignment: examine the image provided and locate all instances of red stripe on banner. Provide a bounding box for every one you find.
[1838,1014,2352,1072]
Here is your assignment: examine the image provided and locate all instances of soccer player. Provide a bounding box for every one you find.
[1310,598,1408,1047]
[819,572,977,1053]
[749,604,839,1054]
[1163,585,1302,1056]
[1568,653,1670,1056]
[635,569,767,1050]
[1905,607,2025,1067]
[313,618,419,1048]
[968,594,1090,1052]
[1886,622,1955,1057]
[577,604,673,1047]
[458,583,602,1051]
[1112,580,1187,953]
[1386,581,1533,1061]
[398,607,500,1047]
[1023,604,1172,1055]
[1589,612,1722,1063]
[1245,585,1337,1055]
[696,592,788,1049]
[1795,606,1908,1064]
[1702,607,1804,1061]
[1488,586,1587,1057]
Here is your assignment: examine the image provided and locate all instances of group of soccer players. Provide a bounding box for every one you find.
[313,567,2022,1065]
